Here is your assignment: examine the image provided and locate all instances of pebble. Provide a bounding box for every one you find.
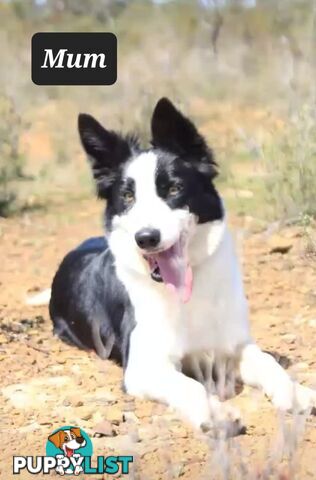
[268,235,293,254]
[122,411,140,424]
[293,362,309,371]
[106,407,122,425]
[77,407,94,421]
[38,419,53,426]
[63,396,83,407]
[93,420,117,438]
[281,333,296,344]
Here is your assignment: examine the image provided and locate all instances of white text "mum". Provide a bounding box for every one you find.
[41,49,107,69]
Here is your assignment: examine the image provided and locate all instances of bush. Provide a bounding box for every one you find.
[263,104,316,220]
[0,95,25,216]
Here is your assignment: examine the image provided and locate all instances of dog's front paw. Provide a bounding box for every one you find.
[273,382,316,414]
[201,397,246,438]
[200,416,246,438]
[294,384,316,413]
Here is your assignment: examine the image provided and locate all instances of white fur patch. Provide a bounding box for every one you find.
[109,153,316,429]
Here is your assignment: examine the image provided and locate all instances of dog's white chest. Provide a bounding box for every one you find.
[173,224,250,356]
[181,262,249,355]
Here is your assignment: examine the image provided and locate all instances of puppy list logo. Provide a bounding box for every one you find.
[13,425,133,476]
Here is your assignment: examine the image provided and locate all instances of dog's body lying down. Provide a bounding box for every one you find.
[50,236,127,363]
[50,98,316,433]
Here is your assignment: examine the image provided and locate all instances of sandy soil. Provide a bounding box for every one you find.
[1,199,316,479]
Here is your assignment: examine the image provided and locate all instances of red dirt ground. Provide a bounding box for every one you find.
[1,199,316,479]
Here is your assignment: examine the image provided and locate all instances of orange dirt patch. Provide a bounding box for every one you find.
[1,200,316,479]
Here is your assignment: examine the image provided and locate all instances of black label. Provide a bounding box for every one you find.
[32,32,117,86]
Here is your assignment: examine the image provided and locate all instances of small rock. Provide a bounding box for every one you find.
[106,407,122,425]
[128,430,141,443]
[19,422,41,433]
[293,315,305,326]
[170,425,188,438]
[92,411,104,425]
[172,463,185,478]
[293,362,309,371]
[63,396,83,407]
[0,334,8,344]
[281,333,296,344]
[268,235,293,254]
[56,358,67,364]
[38,419,53,426]
[71,365,81,374]
[93,420,117,438]
[2,383,48,409]
[77,407,94,421]
[85,389,116,405]
[122,411,139,424]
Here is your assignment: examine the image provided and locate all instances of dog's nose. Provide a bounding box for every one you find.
[135,228,161,249]
[77,436,85,444]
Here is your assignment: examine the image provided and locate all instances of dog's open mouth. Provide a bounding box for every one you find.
[144,239,193,303]
[65,447,74,457]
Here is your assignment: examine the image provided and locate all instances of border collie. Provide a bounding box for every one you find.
[49,98,316,434]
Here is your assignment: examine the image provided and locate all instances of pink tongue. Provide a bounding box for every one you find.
[66,447,73,458]
[155,242,193,303]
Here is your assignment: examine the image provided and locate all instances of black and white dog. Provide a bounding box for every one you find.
[50,98,316,433]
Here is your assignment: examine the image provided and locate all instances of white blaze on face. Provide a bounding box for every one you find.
[113,151,190,248]
[125,151,158,207]
[110,151,196,302]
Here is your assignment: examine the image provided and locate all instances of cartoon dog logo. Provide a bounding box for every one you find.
[48,427,86,475]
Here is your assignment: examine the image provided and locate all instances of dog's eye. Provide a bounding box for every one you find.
[123,191,134,203]
[168,184,181,196]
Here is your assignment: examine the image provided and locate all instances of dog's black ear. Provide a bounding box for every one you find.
[151,98,217,178]
[78,113,135,198]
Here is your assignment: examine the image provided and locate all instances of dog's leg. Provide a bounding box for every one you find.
[181,352,243,435]
[239,343,316,412]
[92,319,115,360]
[182,352,213,385]
[182,352,238,400]
[125,359,210,428]
[125,357,243,435]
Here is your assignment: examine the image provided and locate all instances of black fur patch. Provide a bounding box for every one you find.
[78,113,139,200]
[49,237,135,368]
[151,97,218,179]
[151,98,222,223]
[155,151,223,224]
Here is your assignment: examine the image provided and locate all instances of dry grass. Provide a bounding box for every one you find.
[0,0,315,220]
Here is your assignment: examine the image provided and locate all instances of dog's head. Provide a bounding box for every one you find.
[78,98,223,302]
[48,427,86,457]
